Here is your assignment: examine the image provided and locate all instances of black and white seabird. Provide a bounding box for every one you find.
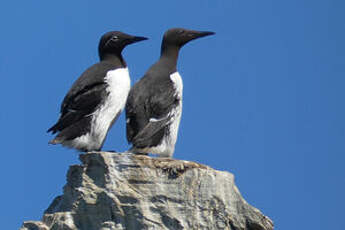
[48,31,148,152]
[126,28,214,157]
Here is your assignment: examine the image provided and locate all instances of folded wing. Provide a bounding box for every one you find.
[126,76,179,148]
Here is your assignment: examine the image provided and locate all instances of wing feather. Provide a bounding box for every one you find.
[126,74,179,148]
[47,83,108,134]
[48,61,117,134]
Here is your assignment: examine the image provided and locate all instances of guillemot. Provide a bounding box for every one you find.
[48,31,147,151]
[126,28,214,157]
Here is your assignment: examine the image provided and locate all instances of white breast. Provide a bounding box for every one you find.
[104,67,131,113]
[82,68,131,150]
[167,71,183,154]
[170,72,183,99]
[96,67,131,133]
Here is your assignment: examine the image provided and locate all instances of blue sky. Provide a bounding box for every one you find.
[1,0,344,229]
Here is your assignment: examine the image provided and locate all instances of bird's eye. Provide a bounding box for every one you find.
[111,36,119,41]
[178,30,184,34]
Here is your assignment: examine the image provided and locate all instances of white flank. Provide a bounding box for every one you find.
[68,68,130,151]
[136,72,183,157]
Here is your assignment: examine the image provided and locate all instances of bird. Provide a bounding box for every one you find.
[47,31,148,152]
[125,28,214,157]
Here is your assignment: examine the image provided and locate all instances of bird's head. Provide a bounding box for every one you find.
[162,28,215,48]
[98,31,148,60]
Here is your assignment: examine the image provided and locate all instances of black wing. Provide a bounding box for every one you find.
[126,72,179,148]
[48,61,116,135]
[47,83,108,134]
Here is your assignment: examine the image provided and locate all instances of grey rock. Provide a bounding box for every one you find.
[21,152,273,230]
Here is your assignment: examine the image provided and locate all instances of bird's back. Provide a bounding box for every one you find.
[126,61,179,147]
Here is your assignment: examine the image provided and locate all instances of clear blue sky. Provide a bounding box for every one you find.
[1,0,344,229]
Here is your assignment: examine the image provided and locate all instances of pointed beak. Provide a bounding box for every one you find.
[190,30,215,39]
[129,36,148,44]
[196,31,216,38]
[180,30,215,46]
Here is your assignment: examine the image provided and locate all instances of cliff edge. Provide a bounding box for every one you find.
[21,152,273,230]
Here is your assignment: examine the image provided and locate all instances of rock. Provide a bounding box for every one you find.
[21,152,273,230]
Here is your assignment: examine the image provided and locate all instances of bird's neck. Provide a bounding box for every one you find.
[101,53,127,68]
[160,44,180,69]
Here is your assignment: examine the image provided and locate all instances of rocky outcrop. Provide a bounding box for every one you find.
[21,152,273,230]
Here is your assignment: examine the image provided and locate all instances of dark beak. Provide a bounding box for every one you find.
[181,30,215,46]
[195,31,215,38]
[129,36,148,44]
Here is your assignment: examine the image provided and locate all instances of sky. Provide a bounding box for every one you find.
[1,0,344,229]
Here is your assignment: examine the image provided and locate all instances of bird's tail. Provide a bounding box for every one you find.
[126,147,149,156]
[47,123,59,134]
[48,138,62,145]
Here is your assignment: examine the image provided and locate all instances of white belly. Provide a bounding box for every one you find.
[70,68,131,151]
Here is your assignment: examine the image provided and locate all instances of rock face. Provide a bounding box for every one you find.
[21,152,273,230]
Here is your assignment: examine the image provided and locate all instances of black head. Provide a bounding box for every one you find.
[162,28,215,49]
[98,31,148,60]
